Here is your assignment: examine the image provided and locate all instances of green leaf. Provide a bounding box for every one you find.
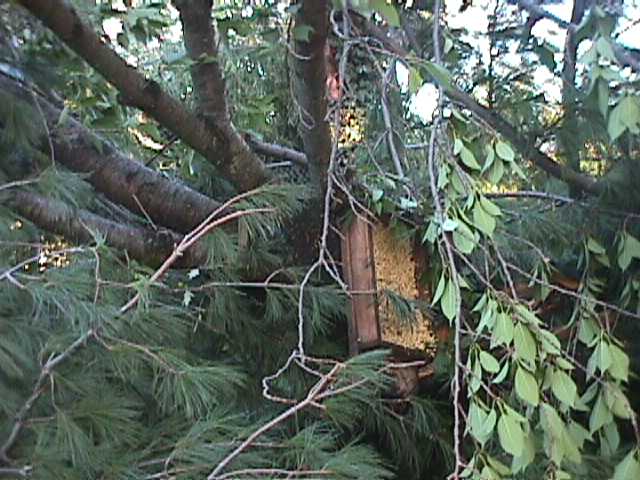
[612,449,640,480]
[605,384,632,419]
[453,222,476,254]
[515,366,539,406]
[486,455,511,476]
[609,344,630,381]
[432,274,446,305]
[479,351,500,373]
[493,361,510,384]
[588,340,612,375]
[486,158,505,184]
[551,369,577,407]
[441,278,459,321]
[370,0,400,26]
[460,145,481,170]
[495,141,515,162]
[424,61,453,90]
[498,410,524,457]
[408,66,423,94]
[492,312,514,347]
[482,146,495,172]
[511,433,535,473]
[608,96,640,142]
[473,201,496,236]
[590,392,613,434]
[514,324,537,364]
[618,232,640,271]
[596,37,616,61]
[479,196,501,217]
[587,236,606,255]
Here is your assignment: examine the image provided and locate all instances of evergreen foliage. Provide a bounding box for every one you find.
[1,1,640,479]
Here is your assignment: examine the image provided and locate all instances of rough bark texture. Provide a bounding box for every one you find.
[174,0,267,190]
[174,0,230,123]
[9,191,208,268]
[17,0,269,191]
[291,0,332,193]
[1,74,224,234]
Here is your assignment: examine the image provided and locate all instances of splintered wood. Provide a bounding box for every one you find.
[372,227,435,353]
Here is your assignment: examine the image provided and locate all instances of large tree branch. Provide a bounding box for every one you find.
[16,0,269,191]
[1,74,224,234]
[7,190,208,268]
[173,0,267,188]
[174,0,229,123]
[291,0,332,192]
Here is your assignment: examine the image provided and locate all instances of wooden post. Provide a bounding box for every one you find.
[341,216,381,355]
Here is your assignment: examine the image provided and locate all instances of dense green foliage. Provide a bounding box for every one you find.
[1,1,640,479]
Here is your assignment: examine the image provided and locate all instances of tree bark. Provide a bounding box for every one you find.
[16,0,269,191]
[8,190,208,268]
[291,0,332,193]
[0,74,224,234]
[174,0,268,191]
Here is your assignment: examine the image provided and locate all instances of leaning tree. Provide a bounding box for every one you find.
[1,0,640,479]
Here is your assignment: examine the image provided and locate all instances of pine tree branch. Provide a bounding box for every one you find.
[207,363,343,479]
[1,74,224,234]
[15,0,270,191]
[7,190,210,268]
[0,191,270,464]
[291,0,332,192]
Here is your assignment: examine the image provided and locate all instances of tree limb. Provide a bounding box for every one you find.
[1,73,225,234]
[7,190,209,268]
[558,0,587,193]
[16,0,269,191]
[244,134,308,167]
[517,0,640,75]
[443,87,601,194]
[291,0,332,192]
[173,0,266,189]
